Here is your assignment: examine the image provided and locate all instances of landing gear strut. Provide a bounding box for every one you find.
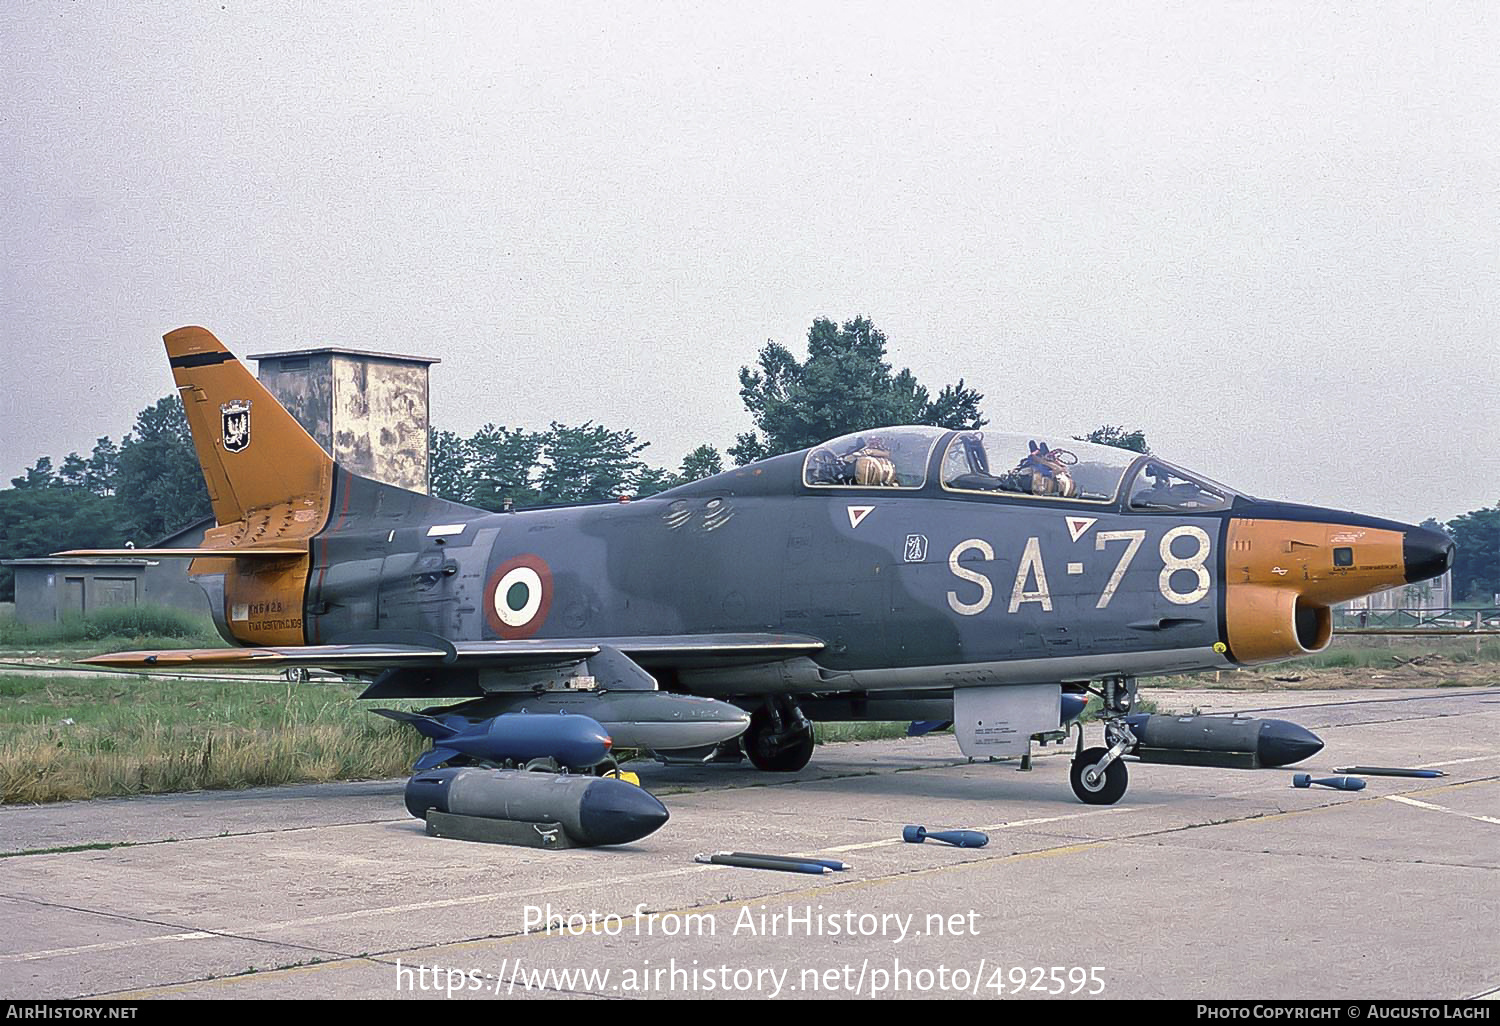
[743,697,815,772]
[1069,676,1138,805]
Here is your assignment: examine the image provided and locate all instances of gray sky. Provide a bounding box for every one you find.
[3,2,1497,524]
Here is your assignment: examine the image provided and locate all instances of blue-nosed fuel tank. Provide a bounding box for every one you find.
[374,709,612,770]
[1123,713,1323,768]
[405,766,670,846]
[433,691,751,754]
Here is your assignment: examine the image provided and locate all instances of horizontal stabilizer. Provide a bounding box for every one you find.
[54,547,306,559]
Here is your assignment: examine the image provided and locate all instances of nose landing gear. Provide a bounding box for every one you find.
[1069,676,1139,805]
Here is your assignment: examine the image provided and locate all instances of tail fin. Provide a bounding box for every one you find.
[165,326,334,526]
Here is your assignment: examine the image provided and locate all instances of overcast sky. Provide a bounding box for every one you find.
[3,2,1497,524]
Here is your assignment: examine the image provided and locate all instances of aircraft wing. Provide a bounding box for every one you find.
[55,547,306,559]
[79,633,824,672]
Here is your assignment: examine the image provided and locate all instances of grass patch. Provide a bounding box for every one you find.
[0,604,225,657]
[0,673,425,804]
[816,721,910,743]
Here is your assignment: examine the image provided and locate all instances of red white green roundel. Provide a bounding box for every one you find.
[485,554,553,638]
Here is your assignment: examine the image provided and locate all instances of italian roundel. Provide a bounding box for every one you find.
[485,554,553,638]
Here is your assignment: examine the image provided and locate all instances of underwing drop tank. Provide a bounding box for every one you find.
[1122,713,1323,769]
[405,766,670,846]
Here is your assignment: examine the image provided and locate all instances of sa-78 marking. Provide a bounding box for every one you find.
[945,527,1213,616]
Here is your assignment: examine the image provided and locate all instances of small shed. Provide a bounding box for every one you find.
[5,557,153,625]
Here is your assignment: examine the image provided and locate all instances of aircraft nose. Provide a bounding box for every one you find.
[1404,526,1454,584]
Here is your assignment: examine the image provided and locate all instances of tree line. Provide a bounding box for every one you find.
[2,315,1497,603]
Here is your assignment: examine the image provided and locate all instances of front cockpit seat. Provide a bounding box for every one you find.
[1020,441,1078,498]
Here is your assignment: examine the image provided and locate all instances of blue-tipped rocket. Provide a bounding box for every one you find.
[695,852,831,875]
[405,766,669,846]
[1293,773,1366,792]
[907,720,953,737]
[1334,766,1445,778]
[717,851,850,871]
[1122,713,1323,769]
[902,825,989,848]
[374,709,612,771]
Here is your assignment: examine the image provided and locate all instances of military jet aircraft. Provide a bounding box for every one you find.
[71,327,1454,804]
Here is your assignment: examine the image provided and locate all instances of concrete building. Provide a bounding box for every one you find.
[250,347,439,494]
[7,557,153,625]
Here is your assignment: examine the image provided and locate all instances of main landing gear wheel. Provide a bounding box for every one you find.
[1070,747,1128,805]
[1067,674,1139,805]
[743,702,815,772]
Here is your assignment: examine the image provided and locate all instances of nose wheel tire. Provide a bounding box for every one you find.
[1070,746,1128,805]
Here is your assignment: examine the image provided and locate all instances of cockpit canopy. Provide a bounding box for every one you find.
[800,425,1237,511]
[802,426,947,489]
[940,431,1140,502]
[941,431,1235,509]
[1123,459,1235,512]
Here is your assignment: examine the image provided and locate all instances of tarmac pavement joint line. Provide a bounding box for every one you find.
[0,891,361,966]
[0,815,413,860]
[1418,753,1500,768]
[1226,688,1500,718]
[799,805,1138,854]
[102,956,398,1001]
[1383,794,1500,826]
[1148,773,1500,834]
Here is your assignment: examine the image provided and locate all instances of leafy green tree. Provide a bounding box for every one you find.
[468,425,545,511]
[730,316,986,464]
[0,487,122,600]
[11,457,55,489]
[537,422,652,505]
[85,436,120,495]
[58,453,90,489]
[632,466,680,498]
[430,421,685,508]
[1076,425,1150,454]
[678,444,724,482]
[428,428,473,505]
[1448,504,1499,602]
[114,395,212,541]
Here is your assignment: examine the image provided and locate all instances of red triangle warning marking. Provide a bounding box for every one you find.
[847,505,874,529]
[1065,516,1097,542]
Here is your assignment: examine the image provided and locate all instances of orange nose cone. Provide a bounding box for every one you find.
[1223,505,1443,665]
